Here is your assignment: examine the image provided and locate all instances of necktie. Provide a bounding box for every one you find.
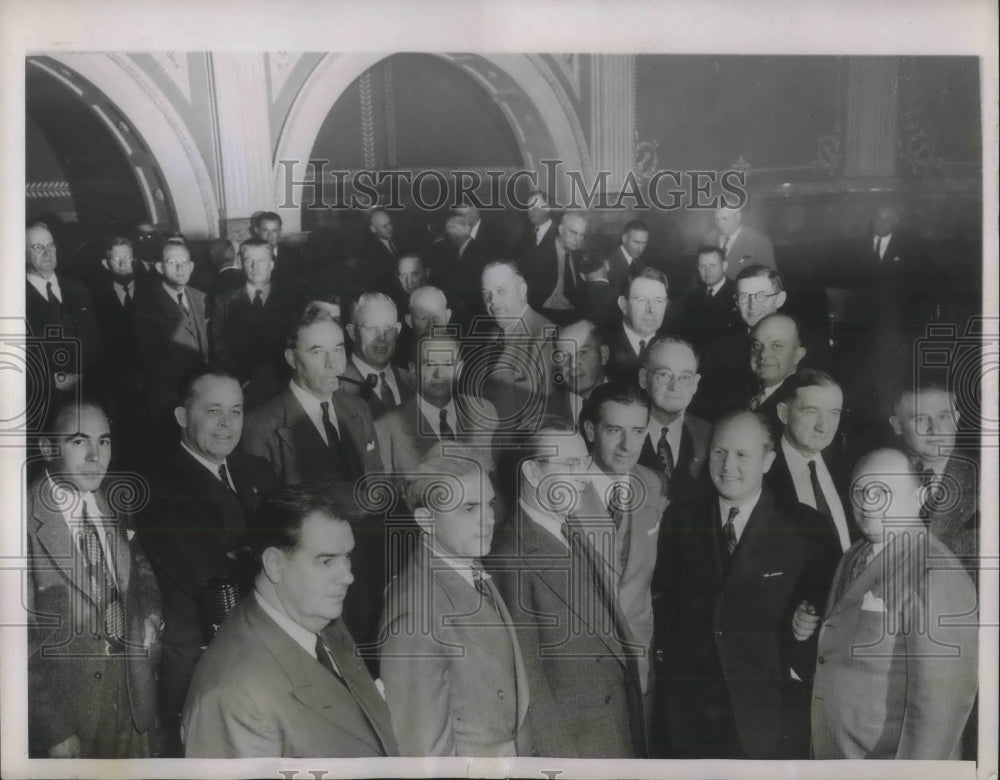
[723,506,739,556]
[46,281,60,307]
[253,289,263,308]
[656,426,675,481]
[638,339,648,359]
[123,286,133,310]
[748,387,767,411]
[388,240,397,256]
[846,542,876,587]
[177,292,189,316]
[807,460,832,520]
[378,371,395,408]
[319,401,342,449]
[608,483,631,577]
[78,503,125,644]
[706,285,714,299]
[218,463,234,492]
[439,408,455,440]
[721,235,731,255]
[315,635,344,683]
[874,236,883,260]
[471,563,503,618]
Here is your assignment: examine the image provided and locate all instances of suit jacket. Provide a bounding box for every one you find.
[241,384,382,486]
[90,277,141,376]
[520,217,557,260]
[133,284,209,416]
[576,278,621,329]
[375,394,498,476]
[705,225,777,278]
[27,474,161,755]
[921,451,979,571]
[469,218,507,260]
[603,321,649,386]
[652,487,837,758]
[428,240,489,326]
[209,284,298,383]
[638,412,712,502]
[521,240,562,314]
[681,277,740,348]
[488,504,646,758]
[811,532,978,759]
[182,596,398,757]
[136,447,276,714]
[379,541,532,756]
[339,361,414,419]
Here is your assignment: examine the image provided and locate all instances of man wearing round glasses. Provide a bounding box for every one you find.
[637,337,711,501]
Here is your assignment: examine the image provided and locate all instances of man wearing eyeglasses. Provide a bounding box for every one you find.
[341,292,412,418]
[25,221,103,419]
[637,337,711,501]
[604,267,671,386]
[134,239,209,430]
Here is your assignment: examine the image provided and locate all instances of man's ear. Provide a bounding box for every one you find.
[889,415,903,436]
[617,296,627,318]
[599,344,610,367]
[404,314,413,329]
[522,459,541,487]
[774,291,787,309]
[101,258,110,271]
[345,323,356,343]
[763,449,777,474]
[39,435,56,461]
[174,406,188,430]
[793,345,806,368]
[261,547,283,584]
[443,308,452,325]
[155,261,165,275]
[393,322,401,335]
[777,402,789,425]
[638,368,648,391]
[583,419,595,443]
[413,506,434,535]
[284,347,296,373]
[692,373,702,394]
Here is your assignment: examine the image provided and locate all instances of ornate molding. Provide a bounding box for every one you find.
[148,52,192,103]
[359,71,377,169]
[549,54,582,99]
[268,52,301,101]
[896,110,944,176]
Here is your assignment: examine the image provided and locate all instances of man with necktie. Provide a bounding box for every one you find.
[182,485,399,757]
[604,267,672,386]
[341,292,412,418]
[523,209,588,323]
[27,397,162,757]
[810,449,977,759]
[651,410,835,759]
[702,204,776,279]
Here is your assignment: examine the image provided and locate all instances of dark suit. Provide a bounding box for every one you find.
[428,240,490,325]
[705,225,777,278]
[520,218,557,259]
[605,246,650,294]
[339,361,413,419]
[27,474,161,757]
[576,278,621,329]
[135,448,276,717]
[637,412,712,502]
[603,322,650,386]
[488,505,646,758]
[522,240,571,315]
[920,451,979,572]
[692,329,754,421]
[182,596,398,757]
[358,233,400,291]
[133,284,209,418]
[651,488,837,758]
[681,278,740,348]
[209,284,298,384]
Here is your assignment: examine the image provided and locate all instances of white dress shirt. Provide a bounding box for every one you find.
[163,281,192,310]
[245,282,271,305]
[417,395,458,438]
[718,488,762,543]
[874,233,892,260]
[351,354,400,405]
[27,272,61,302]
[781,438,851,552]
[180,441,233,490]
[289,379,340,445]
[51,476,118,586]
[622,322,653,358]
[535,219,553,246]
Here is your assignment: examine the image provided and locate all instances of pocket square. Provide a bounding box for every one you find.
[366,441,376,451]
[647,521,661,536]
[861,590,886,612]
[762,571,784,578]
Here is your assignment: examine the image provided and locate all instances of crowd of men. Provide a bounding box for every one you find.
[24,198,980,762]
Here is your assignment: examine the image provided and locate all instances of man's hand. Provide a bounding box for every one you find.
[792,600,821,642]
[48,734,81,758]
[142,614,164,649]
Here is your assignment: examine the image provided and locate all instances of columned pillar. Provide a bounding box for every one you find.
[210,53,274,239]
[589,54,635,195]
[844,57,899,177]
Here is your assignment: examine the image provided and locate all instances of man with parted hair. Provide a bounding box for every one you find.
[703,204,776,278]
[520,188,558,255]
[651,410,836,759]
[523,209,588,321]
[606,219,651,293]
[181,484,399,758]
[488,422,647,758]
[574,250,621,326]
[604,266,671,386]
[637,336,712,501]
[550,318,610,429]
[681,245,740,349]
[341,291,411,417]
[379,451,537,757]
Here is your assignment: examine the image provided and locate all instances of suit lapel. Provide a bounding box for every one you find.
[91,487,132,595]
[31,478,95,603]
[277,387,329,461]
[332,392,367,478]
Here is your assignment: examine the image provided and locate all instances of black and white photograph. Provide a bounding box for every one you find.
[1,1,996,778]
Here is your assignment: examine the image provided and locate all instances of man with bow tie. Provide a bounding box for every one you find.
[27,397,162,757]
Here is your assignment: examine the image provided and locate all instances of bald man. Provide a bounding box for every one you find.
[811,448,978,759]
[703,206,776,278]
[744,313,807,433]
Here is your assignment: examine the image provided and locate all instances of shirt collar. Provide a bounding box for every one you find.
[709,278,727,295]
[469,220,481,240]
[245,282,271,301]
[114,279,134,294]
[162,281,186,301]
[781,435,821,472]
[519,497,570,549]
[718,488,762,539]
[423,537,479,589]
[180,440,229,482]
[417,394,457,434]
[647,412,684,453]
[352,354,395,385]
[536,220,552,239]
[27,273,59,298]
[289,377,332,416]
[622,321,653,355]
[254,589,318,660]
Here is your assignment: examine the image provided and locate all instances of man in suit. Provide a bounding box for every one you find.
[379,452,535,756]
[766,369,855,554]
[681,245,740,349]
[133,239,209,431]
[810,448,978,759]
[745,313,808,434]
[251,210,301,289]
[181,486,399,757]
[135,367,276,752]
[637,336,711,501]
[574,250,621,327]
[389,253,430,311]
[376,335,497,476]
[604,266,669,386]
[581,383,669,721]
[25,221,102,420]
[523,209,587,323]
[651,411,836,759]
[520,188,558,256]
[458,201,506,259]
[209,238,298,390]
[341,291,412,417]
[394,284,452,382]
[704,205,777,278]
[27,397,162,757]
[241,302,381,486]
[430,210,489,326]
[358,208,401,288]
[478,260,556,432]
[550,319,609,430]
[606,219,651,293]
[889,380,978,567]
[488,424,647,758]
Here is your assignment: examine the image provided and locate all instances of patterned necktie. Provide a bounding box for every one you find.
[723,506,739,556]
[177,292,189,316]
[656,426,675,482]
[46,281,60,308]
[721,235,731,255]
[319,401,342,449]
[808,460,832,520]
[471,563,502,618]
[253,289,263,309]
[315,635,344,683]
[78,503,125,644]
[439,408,455,440]
[378,371,395,408]
[638,339,648,360]
[748,387,767,411]
[218,462,234,492]
[608,483,631,577]
[847,542,876,587]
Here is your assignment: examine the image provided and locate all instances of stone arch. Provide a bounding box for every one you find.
[43,53,220,238]
[273,52,591,234]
